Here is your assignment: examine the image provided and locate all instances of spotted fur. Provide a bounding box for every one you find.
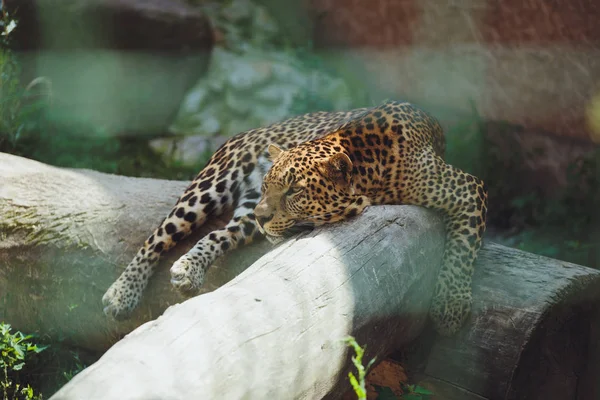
[102,101,487,335]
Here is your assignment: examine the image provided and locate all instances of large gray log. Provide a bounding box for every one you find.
[51,239,600,400]
[0,152,268,351]
[408,242,600,400]
[50,204,445,400]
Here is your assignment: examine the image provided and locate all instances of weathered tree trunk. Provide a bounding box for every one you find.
[405,242,600,400]
[50,205,445,400]
[3,153,600,399]
[0,152,267,351]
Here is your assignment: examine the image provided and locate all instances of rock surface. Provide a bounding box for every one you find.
[169,48,354,138]
[156,0,360,167]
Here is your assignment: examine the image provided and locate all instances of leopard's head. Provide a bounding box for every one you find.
[254,143,368,241]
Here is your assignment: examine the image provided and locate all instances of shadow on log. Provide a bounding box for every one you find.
[2,153,600,399]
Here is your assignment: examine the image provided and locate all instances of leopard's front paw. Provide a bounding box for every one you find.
[429,291,472,336]
[102,279,140,320]
[170,254,206,295]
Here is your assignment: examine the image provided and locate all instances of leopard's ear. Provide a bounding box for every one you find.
[267,144,284,162]
[318,152,353,189]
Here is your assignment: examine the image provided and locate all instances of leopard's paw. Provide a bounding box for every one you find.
[429,291,472,336]
[102,278,140,320]
[170,254,206,295]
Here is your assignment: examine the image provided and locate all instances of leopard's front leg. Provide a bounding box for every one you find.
[101,180,229,319]
[170,193,262,294]
[102,147,244,319]
[169,215,260,293]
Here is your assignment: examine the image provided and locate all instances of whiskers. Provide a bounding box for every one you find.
[262,220,315,243]
[284,221,315,236]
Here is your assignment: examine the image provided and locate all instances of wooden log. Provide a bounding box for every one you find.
[4,153,600,399]
[49,203,445,400]
[0,152,270,351]
[50,238,600,400]
[400,242,600,400]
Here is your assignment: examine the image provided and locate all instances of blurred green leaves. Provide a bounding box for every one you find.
[1,323,46,400]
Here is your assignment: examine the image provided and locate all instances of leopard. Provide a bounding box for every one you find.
[102,100,488,336]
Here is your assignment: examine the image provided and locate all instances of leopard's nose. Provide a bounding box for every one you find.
[256,214,274,227]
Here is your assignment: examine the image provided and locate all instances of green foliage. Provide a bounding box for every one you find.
[398,383,433,400]
[0,324,46,400]
[0,11,27,152]
[60,352,85,383]
[340,343,434,400]
[0,45,21,150]
[494,147,600,266]
[0,10,54,155]
[373,383,433,400]
[14,121,201,180]
[373,385,398,400]
[343,336,376,400]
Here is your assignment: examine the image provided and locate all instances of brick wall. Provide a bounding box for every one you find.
[311,0,600,142]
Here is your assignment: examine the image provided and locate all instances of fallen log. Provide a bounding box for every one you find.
[2,153,600,399]
[404,242,600,400]
[51,204,445,400]
[0,152,268,351]
[49,243,600,400]
[2,153,447,399]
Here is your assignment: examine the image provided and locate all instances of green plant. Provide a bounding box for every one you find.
[373,383,433,400]
[0,10,23,151]
[342,336,434,400]
[0,10,51,154]
[343,336,376,400]
[61,352,85,383]
[398,383,433,400]
[0,324,46,400]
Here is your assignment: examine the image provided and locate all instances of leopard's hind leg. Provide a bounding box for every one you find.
[403,149,488,335]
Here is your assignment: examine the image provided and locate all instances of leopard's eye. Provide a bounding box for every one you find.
[285,186,304,197]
